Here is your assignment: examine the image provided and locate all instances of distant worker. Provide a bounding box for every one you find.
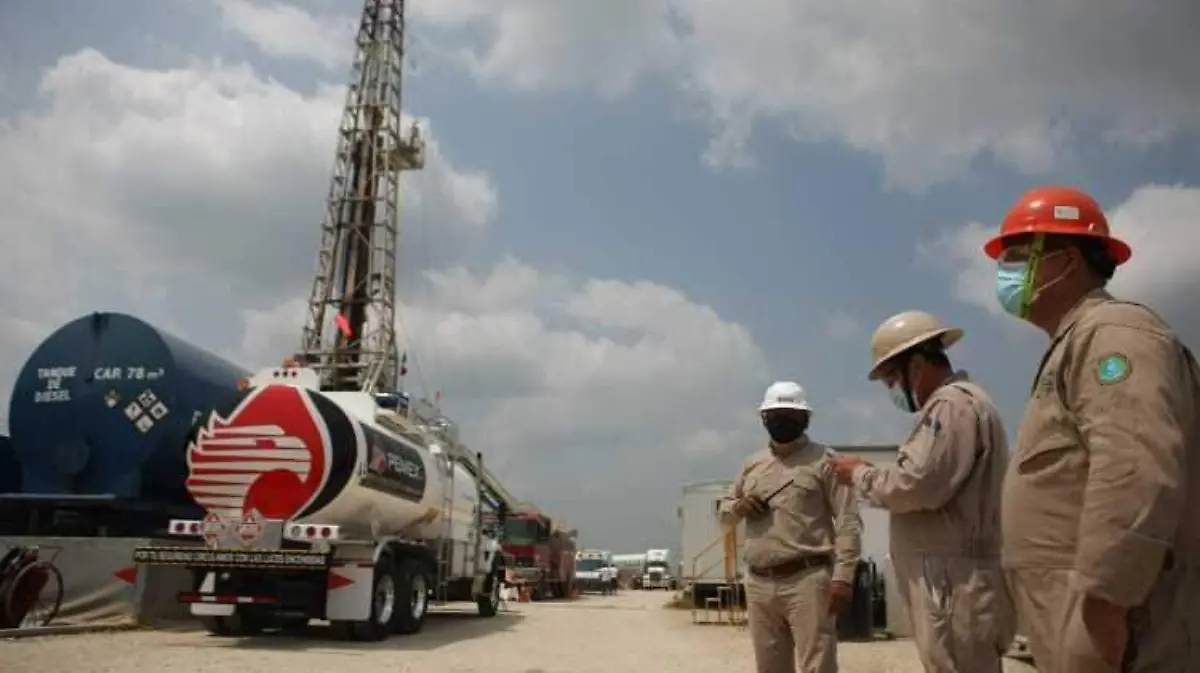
[829,311,1014,672]
[720,381,862,673]
[986,186,1199,671]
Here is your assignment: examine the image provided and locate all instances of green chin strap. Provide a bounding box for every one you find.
[1017,234,1045,320]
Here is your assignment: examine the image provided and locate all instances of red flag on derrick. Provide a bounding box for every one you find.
[335,313,352,338]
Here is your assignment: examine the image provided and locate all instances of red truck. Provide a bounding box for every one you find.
[500,507,577,599]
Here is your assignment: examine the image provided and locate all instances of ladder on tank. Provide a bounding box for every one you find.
[434,459,455,602]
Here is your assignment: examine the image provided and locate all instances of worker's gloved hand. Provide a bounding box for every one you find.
[827,580,852,615]
[829,455,867,486]
[1082,595,1129,666]
[732,495,768,518]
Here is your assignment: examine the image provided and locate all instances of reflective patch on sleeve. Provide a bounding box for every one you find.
[919,414,941,434]
[1096,352,1132,385]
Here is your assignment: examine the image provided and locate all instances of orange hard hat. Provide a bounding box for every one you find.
[983,186,1131,265]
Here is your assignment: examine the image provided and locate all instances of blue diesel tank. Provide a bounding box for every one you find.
[7,312,250,506]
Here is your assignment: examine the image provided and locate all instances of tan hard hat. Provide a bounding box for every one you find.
[867,310,963,380]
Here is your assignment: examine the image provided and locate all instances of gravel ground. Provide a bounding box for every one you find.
[0,591,1036,673]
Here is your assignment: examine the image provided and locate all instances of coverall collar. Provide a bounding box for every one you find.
[769,434,810,457]
[918,370,970,412]
[1054,287,1114,340]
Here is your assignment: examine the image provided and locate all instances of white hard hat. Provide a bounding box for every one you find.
[758,381,811,412]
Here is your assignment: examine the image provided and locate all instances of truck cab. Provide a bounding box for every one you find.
[499,508,576,599]
[574,549,613,594]
[641,548,675,590]
[502,511,551,598]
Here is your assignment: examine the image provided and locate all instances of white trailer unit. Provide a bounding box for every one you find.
[131,367,511,641]
[679,480,744,587]
[641,548,675,590]
[611,553,646,572]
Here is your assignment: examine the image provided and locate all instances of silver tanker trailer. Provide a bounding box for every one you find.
[131,365,514,641]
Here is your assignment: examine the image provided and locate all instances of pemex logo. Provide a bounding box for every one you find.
[185,385,332,521]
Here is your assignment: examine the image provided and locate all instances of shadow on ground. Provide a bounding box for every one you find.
[167,609,524,653]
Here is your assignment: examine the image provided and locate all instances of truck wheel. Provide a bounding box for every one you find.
[476,564,501,618]
[392,558,429,635]
[335,553,401,642]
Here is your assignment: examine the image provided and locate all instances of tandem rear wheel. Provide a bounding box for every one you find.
[331,554,427,641]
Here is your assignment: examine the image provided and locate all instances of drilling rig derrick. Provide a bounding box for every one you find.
[299,0,425,394]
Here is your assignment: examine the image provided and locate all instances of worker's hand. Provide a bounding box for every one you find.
[1081,594,1129,667]
[829,456,866,486]
[827,580,852,616]
[732,495,768,518]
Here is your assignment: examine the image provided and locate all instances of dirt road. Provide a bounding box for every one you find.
[0,590,1035,673]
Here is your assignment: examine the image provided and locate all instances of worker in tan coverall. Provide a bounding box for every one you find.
[719,381,862,673]
[828,311,1014,672]
[986,185,1200,672]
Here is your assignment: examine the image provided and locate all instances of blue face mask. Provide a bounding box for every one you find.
[995,262,1030,317]
[888,384,916,413]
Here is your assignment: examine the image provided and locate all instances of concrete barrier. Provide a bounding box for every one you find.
[0,536,197,629]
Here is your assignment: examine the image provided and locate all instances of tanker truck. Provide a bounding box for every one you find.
[130,366,515,641]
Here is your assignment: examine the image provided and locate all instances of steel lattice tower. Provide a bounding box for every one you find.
[300,0,424,393]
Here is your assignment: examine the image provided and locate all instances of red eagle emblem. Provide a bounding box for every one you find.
[185,385,331,521]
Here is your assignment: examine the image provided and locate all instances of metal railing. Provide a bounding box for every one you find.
[686,528,745,626]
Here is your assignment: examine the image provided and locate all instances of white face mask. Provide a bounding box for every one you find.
[888,383,916,414]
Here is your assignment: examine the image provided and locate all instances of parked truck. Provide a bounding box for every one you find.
[130,366,520,641]
[497,505,577,599]
[575,549,613,594]
[641,548,675,590]
[612,552,647,589]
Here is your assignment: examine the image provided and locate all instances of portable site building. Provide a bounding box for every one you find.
[678,480,743,587]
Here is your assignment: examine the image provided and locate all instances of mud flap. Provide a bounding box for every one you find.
[190,572,234,617]
[325,562,373,622]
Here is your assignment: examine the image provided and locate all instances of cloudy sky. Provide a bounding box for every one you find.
[2,0,1199,556]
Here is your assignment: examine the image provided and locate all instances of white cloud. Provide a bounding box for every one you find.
[1106,185,1200,336]
[0,46,769,549]
[215,0,354,70]
[238,260,769,468]
[414,0,683,98]
[915,221,999,316]
[923,184,1200,346]
[233,260,771,546]
[0,47,494,409]
[352,0,1200,189]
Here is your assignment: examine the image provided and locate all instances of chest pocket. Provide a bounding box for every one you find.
[1015,356,1084,476]
[1014,315,1093,478]
[772,463,829,520]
